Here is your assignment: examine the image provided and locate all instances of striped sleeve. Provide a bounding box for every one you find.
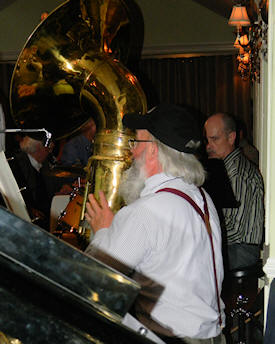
[223,150,264,244]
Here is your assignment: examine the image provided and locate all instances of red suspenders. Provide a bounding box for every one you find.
[156,187,222,326]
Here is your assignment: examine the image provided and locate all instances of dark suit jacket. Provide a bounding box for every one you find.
[8,151,53,230]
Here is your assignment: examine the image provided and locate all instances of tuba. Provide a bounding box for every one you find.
[9,0,147,245]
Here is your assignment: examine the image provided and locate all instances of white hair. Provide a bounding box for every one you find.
[119,151,147,204]
[152,135,206,186]
[20,136,43,154]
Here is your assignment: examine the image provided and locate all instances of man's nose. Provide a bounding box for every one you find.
[205,141,212,152]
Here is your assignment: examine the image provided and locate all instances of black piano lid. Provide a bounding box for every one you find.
[0,206,157,343]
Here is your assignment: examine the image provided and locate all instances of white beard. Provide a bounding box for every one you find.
[119,155,147,205]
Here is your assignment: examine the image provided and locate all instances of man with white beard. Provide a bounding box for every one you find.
[84,104,226,344]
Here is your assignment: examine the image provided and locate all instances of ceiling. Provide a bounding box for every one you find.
[0,0,234,16]
[192,0,233,19]
[0,0,16,11]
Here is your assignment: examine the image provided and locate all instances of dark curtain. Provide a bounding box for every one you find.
[137,55,252,140]
[0,55,252,139]
[0,63,14,100]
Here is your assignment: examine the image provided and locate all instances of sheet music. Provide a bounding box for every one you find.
[0,151,31,222]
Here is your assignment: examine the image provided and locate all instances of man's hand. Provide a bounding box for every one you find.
[85,190,114,233]
[30,207,45,220]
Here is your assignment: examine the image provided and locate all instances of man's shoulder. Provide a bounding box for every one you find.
[140,181,206,210]
[229,151,263,186]
[227,149,258,171]
[9,151,30,169]
[239,152,262,175]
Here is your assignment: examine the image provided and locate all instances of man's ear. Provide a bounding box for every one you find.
[228,131,236,145]
[146,142,161,174]
[149,141,158,158]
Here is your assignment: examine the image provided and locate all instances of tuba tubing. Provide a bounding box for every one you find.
[78,51,147,242]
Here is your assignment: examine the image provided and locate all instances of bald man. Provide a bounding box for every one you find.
[204,113,264,271]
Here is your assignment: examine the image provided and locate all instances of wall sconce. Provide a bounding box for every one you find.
[228,1,268,82]
[228,4,251,27]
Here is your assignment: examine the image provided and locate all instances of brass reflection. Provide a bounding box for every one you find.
[10,0,147,244]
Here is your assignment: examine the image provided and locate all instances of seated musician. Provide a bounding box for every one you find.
[84,104,226,344]
[60,117,96,167]
[8,134,56,231]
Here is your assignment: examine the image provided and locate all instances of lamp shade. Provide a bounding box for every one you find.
[228,5,251,27]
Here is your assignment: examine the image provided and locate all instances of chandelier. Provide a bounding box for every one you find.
[228,1,268,82]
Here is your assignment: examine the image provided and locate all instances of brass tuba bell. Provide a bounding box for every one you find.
[9,0,147,245]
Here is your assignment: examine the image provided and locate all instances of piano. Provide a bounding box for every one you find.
[0,207,164,344]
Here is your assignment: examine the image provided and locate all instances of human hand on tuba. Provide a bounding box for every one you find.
[85,191,114,233]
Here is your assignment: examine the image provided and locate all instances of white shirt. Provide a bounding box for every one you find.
[89,173,225,339]
[27,154,42,172]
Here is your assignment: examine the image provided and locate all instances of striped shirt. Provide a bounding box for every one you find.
[223,148,264,244]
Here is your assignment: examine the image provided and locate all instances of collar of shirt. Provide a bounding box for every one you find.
[223,147,241,168]
[27,154,42,172]
[140,173,193,198]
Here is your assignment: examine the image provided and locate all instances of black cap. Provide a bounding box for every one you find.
[27,131,47,141]
[122,104,201,153]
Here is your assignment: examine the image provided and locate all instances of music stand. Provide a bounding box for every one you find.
[0,150,31,222]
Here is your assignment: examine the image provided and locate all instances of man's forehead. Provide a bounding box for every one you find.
[136,129,150,138]
[205,115,225,132]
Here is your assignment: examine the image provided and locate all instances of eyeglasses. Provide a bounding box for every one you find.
[128,139,153,149]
